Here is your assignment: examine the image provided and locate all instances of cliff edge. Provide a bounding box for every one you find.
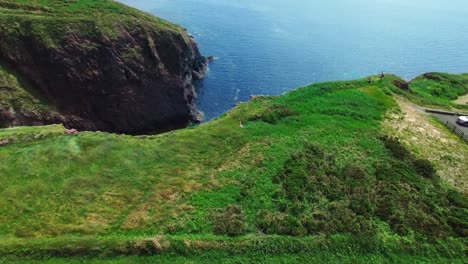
[0,0,208,134]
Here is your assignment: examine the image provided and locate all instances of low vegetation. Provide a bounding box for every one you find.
[1,74,467,263]
[388,72,468,111]
[0,0,183,46]
[0,62,58,125]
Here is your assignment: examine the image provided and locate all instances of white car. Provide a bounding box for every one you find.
[456,116,468,127]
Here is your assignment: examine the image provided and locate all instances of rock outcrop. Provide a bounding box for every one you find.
[0,1,208,134]
[392,80,409,90]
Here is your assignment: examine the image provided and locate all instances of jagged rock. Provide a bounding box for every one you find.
[393,80,409,90]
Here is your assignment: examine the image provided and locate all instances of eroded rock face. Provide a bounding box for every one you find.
[0,23,207,134]
[392,80,409,90]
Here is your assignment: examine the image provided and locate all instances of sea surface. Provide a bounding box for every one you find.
[119,0,468,121]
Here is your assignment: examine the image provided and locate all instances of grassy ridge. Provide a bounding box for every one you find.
[396,72,468,110]
[3,254,463,264]
[3,254,465,264]
[1,75,467,262]
[0,0,182,50]
[0,0,177,25]
[0,235,465,263]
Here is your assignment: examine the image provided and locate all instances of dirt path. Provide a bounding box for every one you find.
[454,93,468,105]
[383,97,468,194]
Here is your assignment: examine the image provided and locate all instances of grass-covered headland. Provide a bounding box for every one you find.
[1,74,467,263]
[0,0,181,37]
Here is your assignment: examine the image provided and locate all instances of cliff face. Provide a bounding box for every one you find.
[0,1,207,134]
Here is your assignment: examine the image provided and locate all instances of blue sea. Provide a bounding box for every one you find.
[119,0,468,121]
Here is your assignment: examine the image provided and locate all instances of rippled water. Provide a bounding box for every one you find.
[120,0,468,120]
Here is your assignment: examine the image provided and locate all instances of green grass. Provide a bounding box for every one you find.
[2,252,466,264]
[0,124,63,143]
[0,0,179,27]
[395,72,468,110]
[0,62,57,123]
[2,1,465,261]
[1,75,467,262]
[0,0,183,49]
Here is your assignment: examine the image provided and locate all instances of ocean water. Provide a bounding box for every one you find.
[119,0,468,121]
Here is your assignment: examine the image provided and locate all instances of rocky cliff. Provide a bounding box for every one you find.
[0,0,207,134]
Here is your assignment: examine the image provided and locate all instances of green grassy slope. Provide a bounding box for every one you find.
[3,252,465,264]
[0,62,59,125]
[397,73,468,110]
[0,0,183,52]
[0,0,180,29]
[1,75,467,262]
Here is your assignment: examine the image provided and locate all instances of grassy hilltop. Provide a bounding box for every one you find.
[0,0,180,31]
[0,0,182,52]
[1,73,467,263]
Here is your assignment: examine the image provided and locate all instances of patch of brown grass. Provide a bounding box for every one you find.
[122,205,151,229]
[454,93,468,105]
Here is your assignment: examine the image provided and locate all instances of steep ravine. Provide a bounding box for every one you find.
[0,1,208,134]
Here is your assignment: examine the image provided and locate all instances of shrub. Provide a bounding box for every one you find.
[392,80,409,90]
[256,211,307,236]
[348,193,375,216]
[412,159,437,179]
[431,88,442,97]
[249,105,297,124]
[211,205,247,237]
[14,226,35,238]
[447,209,468,237]
[379,135,411,160]
[447,190,468,208]
[374,161,404,182]
[326,202,360,234]
[342,163,369,181]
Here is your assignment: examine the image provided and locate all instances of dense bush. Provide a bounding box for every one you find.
[262,143,374,236]
[249,105,297,124]
[257,211,306,236]
[257,141,466,239]
[211,205,247,237]
[412,159,437,179]
[379,136,412,160]
[380,136,438,180]
[446,191,468,236]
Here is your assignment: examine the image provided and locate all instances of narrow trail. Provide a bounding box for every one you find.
[454,93,468,105]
